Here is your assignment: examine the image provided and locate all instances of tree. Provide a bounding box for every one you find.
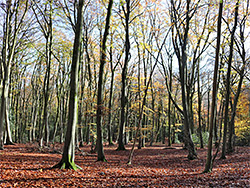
[117,0,132,151]
[107,31,121,146]
[204,0,223,173]
[170,0,199,160]
[32,0,54,146]
[96,0,113,161]
[197,60,204,149]
[0,0,29,149]
[221,0,239,159]
[227,0,249,153]
[53,0,84,170]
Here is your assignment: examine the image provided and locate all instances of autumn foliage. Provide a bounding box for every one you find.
[1,1,250,185]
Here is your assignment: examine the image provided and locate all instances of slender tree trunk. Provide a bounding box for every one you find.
[77,44,85,147]
[168,62,172,146]
[31,86,39,142]
[108,68,115,145]
[52,97,60,143]
[85,103,90,144]
[172,107,176,144]
[125,98,130,145]
[204,0,223,173]
[14,89,20,143]
[221,0,239,159]
[107,34,118,146]
[197,60,204,148]
[59,90,65,144]
[207,84,210,132]
[96,0,113,161]
[32,0,53,147]
[78,95,84,147]
[150,81,155,146]
[37,94,43,142]
[117,0,131,151]
[228,11,246,153]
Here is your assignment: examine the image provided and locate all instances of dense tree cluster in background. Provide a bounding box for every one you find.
[0,0,250,171]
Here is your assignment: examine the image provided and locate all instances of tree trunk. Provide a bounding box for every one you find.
[5,98,14,145]
[197,60,204,148]
[96,0,113,161]
[207,83,210,132]
[117,0,131,151]
[0,76,9,149]
[168,61,172,146]
[221,0,238,159]
[107,34,118,146]
[53,0,84,170]
[170,0,197,160]
[31,86,39,142]
[178,1,197,160]
[0,0,28,148]
[78,96,84,147]
[228,9,246,153]
[204,0,223,173]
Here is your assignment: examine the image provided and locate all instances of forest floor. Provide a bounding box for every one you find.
[0,143,249,187]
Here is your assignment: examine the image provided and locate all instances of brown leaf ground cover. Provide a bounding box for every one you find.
[0,143,249,187]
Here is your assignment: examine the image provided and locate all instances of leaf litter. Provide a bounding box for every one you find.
[0,143,249,187]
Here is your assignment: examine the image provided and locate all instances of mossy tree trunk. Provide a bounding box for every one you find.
[53,0,84,170]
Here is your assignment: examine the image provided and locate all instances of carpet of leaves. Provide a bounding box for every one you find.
[0,143,249,187]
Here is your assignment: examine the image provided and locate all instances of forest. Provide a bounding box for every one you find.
[0,0,250,187]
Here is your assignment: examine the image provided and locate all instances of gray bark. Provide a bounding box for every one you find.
[53,0,84,170]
